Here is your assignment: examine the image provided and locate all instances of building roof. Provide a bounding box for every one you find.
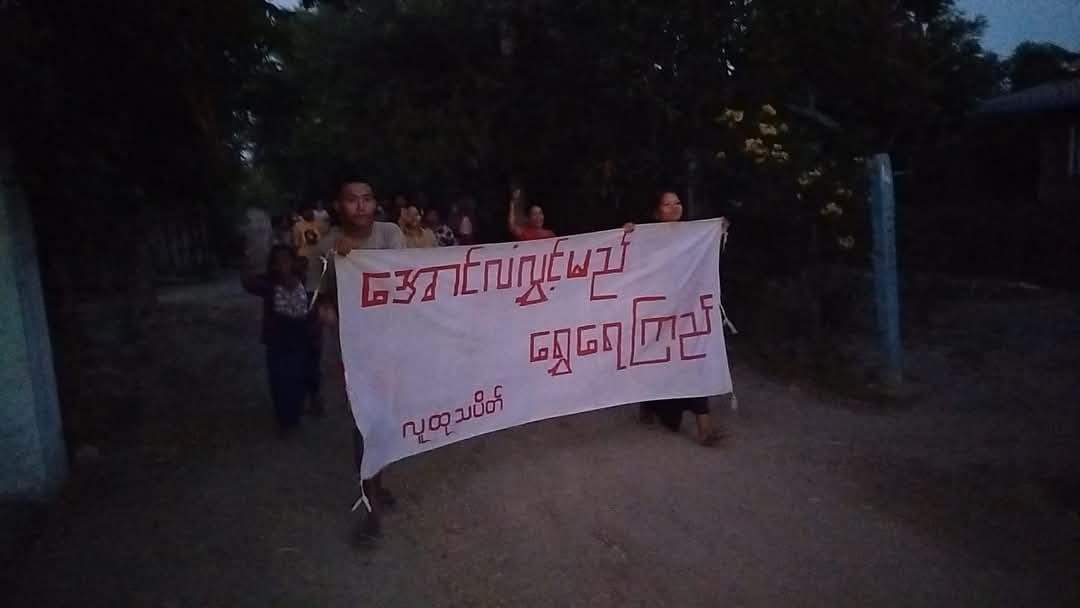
[976,78,1080,115]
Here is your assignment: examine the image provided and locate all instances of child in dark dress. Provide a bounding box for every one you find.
[243,245,316,438]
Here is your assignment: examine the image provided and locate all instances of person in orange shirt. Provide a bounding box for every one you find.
[507,186,556,241]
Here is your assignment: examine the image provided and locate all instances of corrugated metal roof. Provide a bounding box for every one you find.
[977,78,1080,115]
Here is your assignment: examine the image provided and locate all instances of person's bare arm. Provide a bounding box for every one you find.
[507,191,524,238]
[291,223,306,249]
[315,259,338,325]
[718,216,731,253]
[313,234,341,324]
[317,298,338,325]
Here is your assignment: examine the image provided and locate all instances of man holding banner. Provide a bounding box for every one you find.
[314,177,405,543]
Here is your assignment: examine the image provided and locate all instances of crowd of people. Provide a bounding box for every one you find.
[242,177,729,544]
[268,192,477,255]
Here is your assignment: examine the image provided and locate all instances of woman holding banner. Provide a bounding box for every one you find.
[632,190,727,446]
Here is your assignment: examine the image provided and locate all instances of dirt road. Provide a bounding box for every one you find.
[9,279,1080,607]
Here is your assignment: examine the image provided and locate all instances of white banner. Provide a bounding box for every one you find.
[336,219,733,479]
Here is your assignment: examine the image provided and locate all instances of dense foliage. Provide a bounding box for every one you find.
[6,0,1065,242]
[249,0,1005,230]
[2,0,1074,431]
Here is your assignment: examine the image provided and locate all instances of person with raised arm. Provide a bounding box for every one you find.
[507,185,556,241]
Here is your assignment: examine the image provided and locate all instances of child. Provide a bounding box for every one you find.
[243,244,315,438]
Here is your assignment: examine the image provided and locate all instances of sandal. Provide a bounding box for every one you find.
[700,429,724,447]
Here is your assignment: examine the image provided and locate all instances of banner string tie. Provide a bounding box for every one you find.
[308,255,330,312]
[350,482,372,514]
[719,219,737,410]
[314,252,369,512]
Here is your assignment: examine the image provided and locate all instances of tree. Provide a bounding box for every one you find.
[1005,42,1080,91]
[252,0,751,229]
[263,0,999,218]
[2,0,280,267]
[0,0,280,439]
[739,0,999,151]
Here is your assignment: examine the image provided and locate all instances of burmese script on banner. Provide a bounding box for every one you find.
[336,219,734,478]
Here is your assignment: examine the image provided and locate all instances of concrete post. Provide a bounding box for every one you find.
[867,153,903,389]
[0,146,67,499]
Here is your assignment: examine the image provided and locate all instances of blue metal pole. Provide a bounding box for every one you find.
[867,153,903,387]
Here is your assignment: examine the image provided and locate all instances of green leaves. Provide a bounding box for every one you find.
[251,0,747,208]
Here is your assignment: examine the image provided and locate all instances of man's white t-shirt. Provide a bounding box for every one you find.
[314,222,406,380]
[312,222,406,298]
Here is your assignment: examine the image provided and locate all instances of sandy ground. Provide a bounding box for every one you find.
[7,278,1080,607]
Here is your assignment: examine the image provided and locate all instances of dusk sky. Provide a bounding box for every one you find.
[957,0,1079,54]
